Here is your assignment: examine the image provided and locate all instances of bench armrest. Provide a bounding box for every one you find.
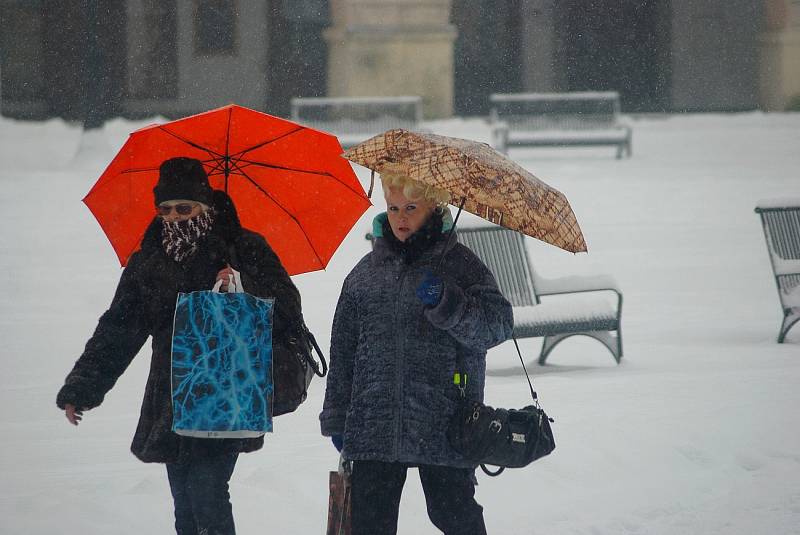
[535,273,622,297]
[774,258,800,277]
[784,287,800,309]
[535,274,623,322]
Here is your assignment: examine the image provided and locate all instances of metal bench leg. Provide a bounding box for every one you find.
[778,309,800,343]
[539,333,567,365]
[538,330,622,365]
[616,139,632,159]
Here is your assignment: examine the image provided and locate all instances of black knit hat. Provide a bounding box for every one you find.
[153,157,213,206]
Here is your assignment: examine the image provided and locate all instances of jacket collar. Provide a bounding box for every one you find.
[371,208,454,238]
[371,207,458,265]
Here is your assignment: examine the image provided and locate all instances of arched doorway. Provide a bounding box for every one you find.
[558,0,672,112]
[265,0,329,117]
[451,0,523,116]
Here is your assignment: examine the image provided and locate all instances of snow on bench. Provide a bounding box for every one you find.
[489,91,633,159]
[456,226,623,365]
[755,199,800,342]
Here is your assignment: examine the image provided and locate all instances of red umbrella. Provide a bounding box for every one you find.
[84,104,371,275]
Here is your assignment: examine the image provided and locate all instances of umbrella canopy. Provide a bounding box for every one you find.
[84,104,371,275]
[342,129,586,253]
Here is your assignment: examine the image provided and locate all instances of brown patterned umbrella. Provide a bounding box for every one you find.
[342,129,587,253]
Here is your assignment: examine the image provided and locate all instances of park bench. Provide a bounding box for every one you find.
[456,226,623,364]
[290,96,424,149]
[755,199,800,342]
[489,91,632,159]
[366,226,623,364]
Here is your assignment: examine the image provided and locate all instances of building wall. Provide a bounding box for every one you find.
[264,1,329,117]
[541,0,671,112]
[1,0,794,119]
[518,0,558,93]
[670,0,763,111]
[451,0,522,115]
[760,0,800,110]
[785,0,800,106]
[0,1,127,120]
[0,1,47,117]
[325,0,455,118]
[123,0,270,118]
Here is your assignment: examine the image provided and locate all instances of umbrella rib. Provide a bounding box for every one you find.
[157,126,226,158]
[230,126,307,157]
[223,124,368,198]
[204,158,226,177]
[120,159,227,178]
[233,166,326,270]
[233,158,368,199]
[120,166,159,174]
[224,107,232,187]
[226,107,232,158]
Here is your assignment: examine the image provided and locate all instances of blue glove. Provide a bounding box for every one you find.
[331,434,344,452]
[416,270,443,307]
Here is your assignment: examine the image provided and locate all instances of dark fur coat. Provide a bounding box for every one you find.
[57,190,302,463]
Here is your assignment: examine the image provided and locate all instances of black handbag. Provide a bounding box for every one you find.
[272,316,327,416]
[447,338,555,476]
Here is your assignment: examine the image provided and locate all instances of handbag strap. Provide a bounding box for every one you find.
[435,207,538,406]
[512,337,539,405]
[454,335,539,407]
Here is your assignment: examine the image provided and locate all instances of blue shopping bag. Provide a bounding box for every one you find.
[171,281,274,438]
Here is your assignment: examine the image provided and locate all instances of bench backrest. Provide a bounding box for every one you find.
[290,96,423,135]
[456,226,539,307]
[755,202,800,298]
[489,91,621,130]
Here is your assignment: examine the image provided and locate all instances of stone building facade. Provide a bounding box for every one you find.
[1,0,798,121]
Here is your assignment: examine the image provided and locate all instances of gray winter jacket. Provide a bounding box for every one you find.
[319,212,514,467]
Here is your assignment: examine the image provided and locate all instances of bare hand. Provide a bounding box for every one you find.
[65,404,84,426]
[216,267,236,292]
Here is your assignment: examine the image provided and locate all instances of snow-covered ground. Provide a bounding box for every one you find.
[1,112,798,534]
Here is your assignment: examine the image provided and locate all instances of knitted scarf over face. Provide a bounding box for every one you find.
[161,208,215,263]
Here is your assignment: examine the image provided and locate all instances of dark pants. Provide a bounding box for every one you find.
[166,452,239,535]
[350,460,487,535]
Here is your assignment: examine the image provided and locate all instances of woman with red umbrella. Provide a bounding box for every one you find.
[56,157,303,535]
[320,172,514,535]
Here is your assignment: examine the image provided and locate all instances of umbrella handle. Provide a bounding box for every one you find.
[367,170,375,198]
[434,197,466,273]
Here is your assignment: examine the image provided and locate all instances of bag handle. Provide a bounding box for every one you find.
[300,321,328,378]
[212,272,244,294]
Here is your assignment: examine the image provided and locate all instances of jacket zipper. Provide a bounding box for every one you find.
[393,265,408,458]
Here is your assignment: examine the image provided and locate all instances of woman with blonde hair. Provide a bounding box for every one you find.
[320,171,514,534]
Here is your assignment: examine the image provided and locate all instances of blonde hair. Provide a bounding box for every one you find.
[380,171,450,205]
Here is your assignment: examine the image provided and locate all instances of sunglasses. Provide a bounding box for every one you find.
[157,203,197,216]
